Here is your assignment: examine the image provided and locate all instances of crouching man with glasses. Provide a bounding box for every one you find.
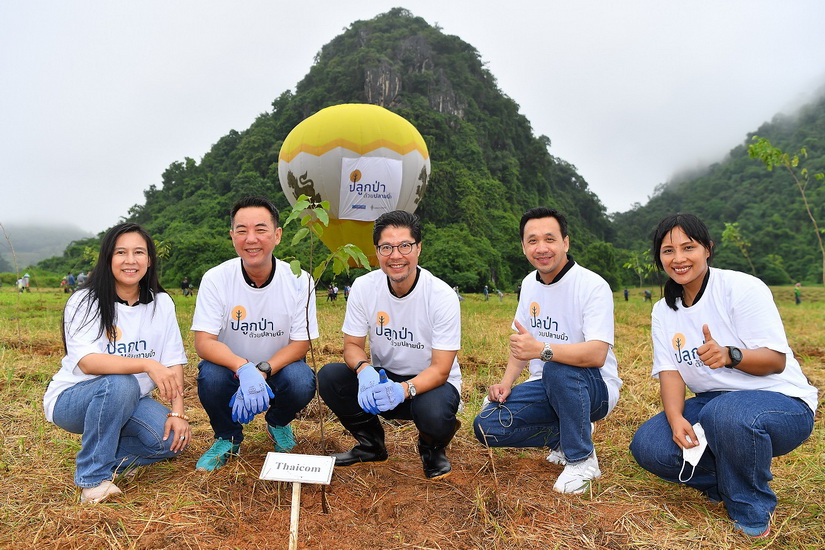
[318,210,463,480]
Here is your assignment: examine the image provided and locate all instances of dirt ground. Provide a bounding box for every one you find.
[25,401,750,550]
[5,293,822,548]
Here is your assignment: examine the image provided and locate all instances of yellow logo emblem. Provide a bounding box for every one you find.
[376,311,390,327]
[231,305,247,323]
[671,333,686,350]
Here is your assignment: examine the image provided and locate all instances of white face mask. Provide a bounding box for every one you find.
[679,422,708,483]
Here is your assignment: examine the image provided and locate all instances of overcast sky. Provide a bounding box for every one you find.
[2,1,825,235]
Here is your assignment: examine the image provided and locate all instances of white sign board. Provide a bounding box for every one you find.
[259,453,336,485]
[338,157,402,221]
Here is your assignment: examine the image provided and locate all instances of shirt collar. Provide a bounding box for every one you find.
[535,254,576,285]
[241,256,277,288]
[115,287,154,307]
[683,267,711,307]
[387,266,421,298]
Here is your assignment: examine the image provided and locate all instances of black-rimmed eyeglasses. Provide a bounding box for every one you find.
[376,241,419,257]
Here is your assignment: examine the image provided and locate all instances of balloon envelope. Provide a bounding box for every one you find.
[278,104,430,266]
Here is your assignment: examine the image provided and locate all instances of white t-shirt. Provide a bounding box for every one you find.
[651,267,817,412]
[516,262,622,413]
[43,290,187,422]
[342,267,462,393]
[191,257,318,363]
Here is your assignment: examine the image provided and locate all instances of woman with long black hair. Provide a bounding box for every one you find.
[44,223,189,503]
[630,213,817,538]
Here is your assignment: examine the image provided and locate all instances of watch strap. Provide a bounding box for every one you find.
[725,346,742,368]
[540,342,554,362]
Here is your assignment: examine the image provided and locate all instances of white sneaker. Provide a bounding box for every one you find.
[80,480,123,504]
[546,423,596,466]
[553,450,601,494]
[546,448,567,465]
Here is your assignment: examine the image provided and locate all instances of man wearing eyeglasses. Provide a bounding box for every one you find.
[318,210,462,480]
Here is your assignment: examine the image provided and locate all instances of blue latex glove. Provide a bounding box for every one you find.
[237,362,274,415]
[372,369,406,412]
[356,364,381,415]
[229,389,254,424]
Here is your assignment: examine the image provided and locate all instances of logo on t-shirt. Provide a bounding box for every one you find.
[527,302,568,341]
[231,305,248,322]
[374,311,423,349]
[671,332,703,367]
[106,325,152,358]
[229,304,284,338]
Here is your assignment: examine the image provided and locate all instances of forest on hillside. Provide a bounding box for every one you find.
[25,9,825,290]
[33,9,617,292]
[612,92,825,285]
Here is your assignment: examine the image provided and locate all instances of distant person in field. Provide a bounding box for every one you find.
[76,270,88,288]
[43,223,189,504]
[644,289,652,302]
[67,272,76,292]
[794,282,802,305]
[629,213,817,538]
[474,206,622,494]
[318,210,462,480]
[623,288,629,301]
[453,285,464,302]
[191,196,316,472]
[22,272,31,292]
[483,285,489,301]
[181,277,192,297]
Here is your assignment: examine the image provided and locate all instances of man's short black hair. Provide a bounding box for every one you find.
[230,196,280,228]
[373,210,422,245]
[519,207,568,240]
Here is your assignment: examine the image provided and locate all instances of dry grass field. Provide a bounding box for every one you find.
[0,285,823,549]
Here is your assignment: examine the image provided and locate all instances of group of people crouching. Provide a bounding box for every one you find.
[44,196,816,539]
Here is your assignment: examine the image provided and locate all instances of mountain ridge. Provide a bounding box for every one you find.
[25,8,825,287]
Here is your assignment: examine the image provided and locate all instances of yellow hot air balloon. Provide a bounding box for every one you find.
[278,104,431,266]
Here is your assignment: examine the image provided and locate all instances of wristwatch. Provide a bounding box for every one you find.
[725,346,743,369]
[256,361,272,377]
[406,381,417,399]
[540,342,554,362]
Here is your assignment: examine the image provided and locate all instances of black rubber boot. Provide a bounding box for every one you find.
[332,415,388,467]
[418,420,461,480]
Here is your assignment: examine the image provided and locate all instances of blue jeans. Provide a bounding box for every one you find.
[630,390,814,531]
[196,359,316,443]
[473,361,609,462]
[318,362,461,442]
[52,374,180,488]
